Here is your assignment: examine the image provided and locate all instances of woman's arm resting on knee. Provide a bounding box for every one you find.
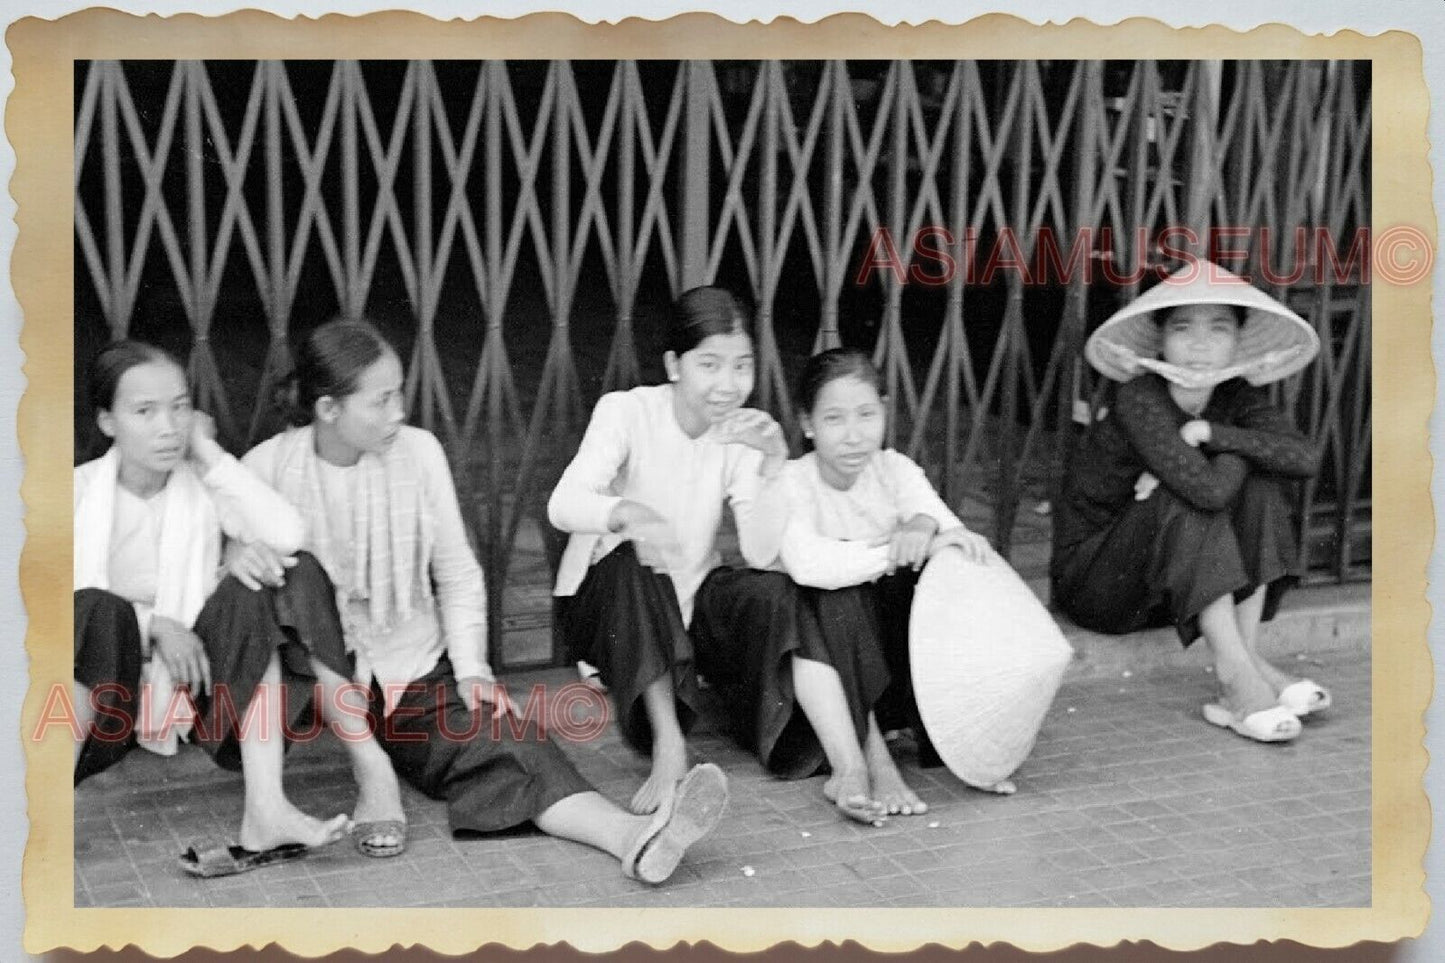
[1204,386,1321,478]
[1114,377,1249,511]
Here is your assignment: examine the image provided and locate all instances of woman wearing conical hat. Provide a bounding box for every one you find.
[1052,262,1328,744]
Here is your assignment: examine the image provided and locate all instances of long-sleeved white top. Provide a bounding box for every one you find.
[548,384,787,625]
[775,449,964,590]
[75,450,306,640]
[244,428,492,700]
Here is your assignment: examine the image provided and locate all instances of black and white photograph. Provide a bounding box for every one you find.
[61,53,1382,916]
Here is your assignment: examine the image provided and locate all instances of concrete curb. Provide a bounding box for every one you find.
[1056,582,1370,681]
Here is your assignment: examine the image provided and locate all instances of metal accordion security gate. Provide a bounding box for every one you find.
[74,59,1371,669]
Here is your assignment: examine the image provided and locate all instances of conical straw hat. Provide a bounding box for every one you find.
[910,547,1073,789]
[1084,263,1320,385]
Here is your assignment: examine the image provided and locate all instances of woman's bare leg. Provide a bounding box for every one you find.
[236,652,349,851]
[631,676,690,815]
[311,661,404,849]
[862,713,927,816]
[791,656,883,824]
[1199,593,1279,718]
[1234,584,1300,692]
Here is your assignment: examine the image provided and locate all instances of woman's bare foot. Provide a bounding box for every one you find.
[239,802,349,852]
[823,767,885,825]
[631,736,689,815]
[1215,656,1280,719]
[865,740,927,816]
[1246,650,1306,698]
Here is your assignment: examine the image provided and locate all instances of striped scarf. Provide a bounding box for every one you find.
[269,425,434,651]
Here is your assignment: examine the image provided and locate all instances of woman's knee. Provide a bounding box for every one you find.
[1147,488,1237,555]
[75,587,134,621]
[74,588,144,668]
[1234,473,1292,518]
[285,551,334,594]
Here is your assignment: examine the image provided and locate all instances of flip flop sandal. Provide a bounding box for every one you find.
[577,660,608,692]
[1202,703,1302,743]
[352,819,407,858]
[178,840,310,879]
[623,762,728,885]
[1278,679,1333,718]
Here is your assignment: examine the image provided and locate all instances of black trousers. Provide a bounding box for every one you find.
[190,551,353,772]
[563,543,913,779]
[73,588,145,784]
[1052,474,1299,646]
[365,656,594,835]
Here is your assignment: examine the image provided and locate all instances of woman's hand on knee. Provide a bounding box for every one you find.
[888,515,939,573]
[225,540,297,591]
[1133,471,1161,501]
[608,500,676,569]
[459,676,513,720]
[150,615,212,695]
[1179,420,1212,448]
[928,526,993,565]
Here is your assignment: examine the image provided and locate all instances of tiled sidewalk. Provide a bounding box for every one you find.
[74,647,1370,909]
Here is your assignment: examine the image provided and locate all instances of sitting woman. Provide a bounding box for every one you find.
[552,287,848,817]
[769,348,1000,821]
[73,340,354,875]
[1052,263,1325,744]
[243,318,726,885]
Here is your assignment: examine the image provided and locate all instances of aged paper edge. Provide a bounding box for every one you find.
[10,8,1433,956]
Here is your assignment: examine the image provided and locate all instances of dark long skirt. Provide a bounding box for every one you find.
[560,545,831,778]
[190,551,353,771]
[73,588,145,784]
[690,567,838,779]
[559,542,701,754]
[1051,474,1299,646]
[790,569,941,767]
[367,655,594,835]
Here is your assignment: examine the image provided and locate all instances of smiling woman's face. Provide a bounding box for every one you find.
[1159,303,1242,373]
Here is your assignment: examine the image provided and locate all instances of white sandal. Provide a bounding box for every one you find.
[1202,702,1302,743]
[1277,679,1332,717]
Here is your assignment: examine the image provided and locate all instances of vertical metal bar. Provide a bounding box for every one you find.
[817,61,843,352]
[265,62,285,324]
[881,61,907,449]
[413,62,435,429]
[680,60,711,292]
[553,62,572,326]
[942,61,969,505]
[618,62,636,317]
[997,63,1032,557]
[757,63,780,413]
[184,61,208,327]
[1184,61,1219,256]
[101,62,127,337]
[1056,62,1099,505]
[484,61,505,673]
[341,62,360,318]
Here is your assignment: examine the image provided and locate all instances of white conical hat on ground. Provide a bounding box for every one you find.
[910,547,1073,789]
[1084,262,1320,385]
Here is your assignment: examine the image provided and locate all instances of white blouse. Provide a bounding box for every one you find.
[107,486,166,610]
[548,384,787,625]
[776,449,964,590]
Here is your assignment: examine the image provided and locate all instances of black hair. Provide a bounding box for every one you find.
[280,318,398,426]
[1155,303,1248,326]
[667,286,753,356]
[795,347,885,416]
[87,339,185,412]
